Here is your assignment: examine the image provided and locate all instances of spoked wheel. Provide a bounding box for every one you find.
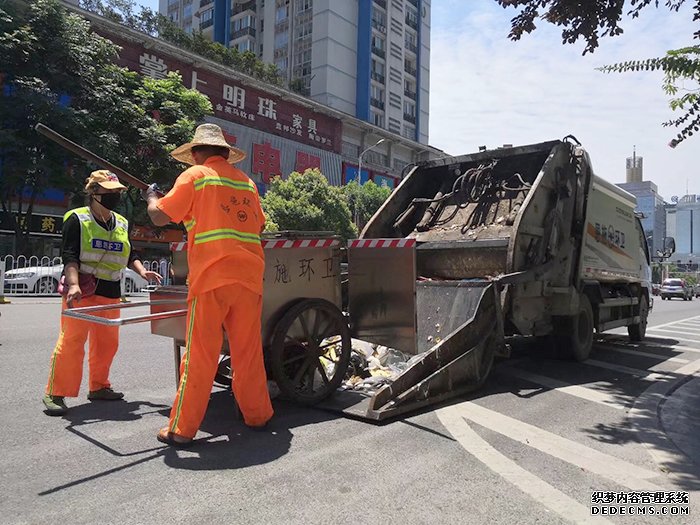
[214,355,232,387]
[269,299,351,405]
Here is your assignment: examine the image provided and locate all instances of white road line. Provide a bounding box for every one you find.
[648,314,700,330]
[585,359,675,380]
[594,344,690,364]
[674,320,700,327]
[436,407,615,525]
[653,325,700,334]
[439,402,663,490]
[500,367,627,410]
[647,329,700,344]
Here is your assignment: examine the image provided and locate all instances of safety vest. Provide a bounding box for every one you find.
[64,207,131,281]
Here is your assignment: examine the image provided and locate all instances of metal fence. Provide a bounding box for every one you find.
[0,255,170,297]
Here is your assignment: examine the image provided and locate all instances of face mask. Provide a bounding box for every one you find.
[95,193,121,211]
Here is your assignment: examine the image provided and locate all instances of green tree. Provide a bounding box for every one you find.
[342,180,392,231]
[0,0,211,254]
[261,169,357,239]
[80,0,286,87]
[495,0,700,146]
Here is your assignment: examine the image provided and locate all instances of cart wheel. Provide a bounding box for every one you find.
[269,298,351,405]
[214,355,232,387]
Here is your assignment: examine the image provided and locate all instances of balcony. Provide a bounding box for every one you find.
[370,97,385,110]
[404,113,416,124]
[370,71,385,84]
[374,0,387,9]
[371,46,385,59]
[406,14,418,30]
[405,41,417,54]
[404,62,417,77]
[371,18,386,33]
[200,18,214,30]
[199,0,214,6]
[232,26,256,39]
[232,0,256,15]
[406,0,418,7]
[404,89,416,100]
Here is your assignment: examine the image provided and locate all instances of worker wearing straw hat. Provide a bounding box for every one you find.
[145,123,273,447]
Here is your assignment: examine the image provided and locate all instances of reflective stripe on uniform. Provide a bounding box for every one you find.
[81,252,129,265]
[193,228,261,245]
[193,176,256,193]
[79,262,122,281]
[171,297,197,432]
[184,219,196,232]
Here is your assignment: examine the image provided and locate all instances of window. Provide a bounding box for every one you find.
[296,20,312,39]
[274,31,289,49]
[296,0,312,13]
[371,84,384,100]
[370,110,384,127]
[371,59,384,75]
[183,3,192,18]
[403,101,415,116]
[371,34,385,51]
[275,57,288,70]
[275,4,288,23]
[402,125,416,139]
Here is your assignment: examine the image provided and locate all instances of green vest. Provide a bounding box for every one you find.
[64,207,131,281]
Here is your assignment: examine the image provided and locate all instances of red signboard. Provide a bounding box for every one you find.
[103,33,343,154]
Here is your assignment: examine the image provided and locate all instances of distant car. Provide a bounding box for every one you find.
[695,284,700,298]
[660,278,693,301]
[3,264,149,295]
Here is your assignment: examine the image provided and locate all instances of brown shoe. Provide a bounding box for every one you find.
[157,427,193,448]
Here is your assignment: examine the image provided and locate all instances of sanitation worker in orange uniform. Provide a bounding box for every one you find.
[146,124,273,447]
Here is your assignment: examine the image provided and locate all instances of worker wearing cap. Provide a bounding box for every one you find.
[146,124,273,447]
[43,171,162,415]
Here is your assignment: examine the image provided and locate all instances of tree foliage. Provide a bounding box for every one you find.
[261,169,358,240]
[0,0,211,254]
[341,180,392,231]
[495,0,700,146]
[79,0,285,87]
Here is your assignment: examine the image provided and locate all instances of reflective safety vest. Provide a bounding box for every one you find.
[64,207,131,281]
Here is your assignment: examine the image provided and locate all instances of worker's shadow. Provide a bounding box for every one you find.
[61,399,170,427]
[159,389,337,471]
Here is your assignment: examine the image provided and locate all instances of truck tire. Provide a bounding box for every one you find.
[627,295,648,342]
[553,294,593,362]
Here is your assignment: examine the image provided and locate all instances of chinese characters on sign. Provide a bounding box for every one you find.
[114,42,342,153]
[295,152,321,173]
[251,142,282,183]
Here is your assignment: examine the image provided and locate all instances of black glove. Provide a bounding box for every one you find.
[141,183,160,201]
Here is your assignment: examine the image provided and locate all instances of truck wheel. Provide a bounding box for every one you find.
[554,294,593,361]
[627,296,648,342]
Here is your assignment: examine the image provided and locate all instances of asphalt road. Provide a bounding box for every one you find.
[1,296,698,525]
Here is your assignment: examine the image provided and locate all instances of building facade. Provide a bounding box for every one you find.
[616,180,666,257]
[665,195,700,268]
[159,0,431,144]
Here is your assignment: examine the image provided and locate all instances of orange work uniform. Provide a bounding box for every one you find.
[157,156,273,438]
[47,295,121,396]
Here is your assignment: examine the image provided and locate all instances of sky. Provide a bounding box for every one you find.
[136,0,697,200]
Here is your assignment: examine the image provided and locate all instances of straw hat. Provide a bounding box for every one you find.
[85,170,127,193]
[171,123,246,165]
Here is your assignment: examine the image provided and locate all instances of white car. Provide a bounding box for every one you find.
[3,264,149,295]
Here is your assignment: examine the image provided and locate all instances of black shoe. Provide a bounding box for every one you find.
[87,387,124,401]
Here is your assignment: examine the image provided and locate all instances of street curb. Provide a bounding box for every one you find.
[628,359,700,483]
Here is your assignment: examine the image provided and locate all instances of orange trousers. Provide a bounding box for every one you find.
[46,295,121,397]
[168,284,273,438]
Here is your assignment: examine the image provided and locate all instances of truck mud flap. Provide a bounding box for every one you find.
[318,281,503,421]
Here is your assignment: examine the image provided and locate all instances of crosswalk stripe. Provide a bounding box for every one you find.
[656,324,700,334]
[439,402,662,490]
[648,314,700,330]
[436,407,615,525]
[647,329,700,344]
[499,367,627,409]
[594,344,690,364]
[584,359,675,380]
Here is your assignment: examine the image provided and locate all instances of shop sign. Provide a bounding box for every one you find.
[0,212,63,236]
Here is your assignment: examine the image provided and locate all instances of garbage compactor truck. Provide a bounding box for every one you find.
[334,136,653,420]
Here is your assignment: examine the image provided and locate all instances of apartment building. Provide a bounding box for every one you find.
[159,0,431,144]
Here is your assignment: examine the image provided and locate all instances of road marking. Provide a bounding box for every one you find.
[674,320,700,327]
[629,357,700,486]
[594,344,690,364]
[500,367,627,409]
[647,329,700,344]
[653,324,700,334]
[436,407,615,525]
[585,359,675,380]
[648,314,700,330]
